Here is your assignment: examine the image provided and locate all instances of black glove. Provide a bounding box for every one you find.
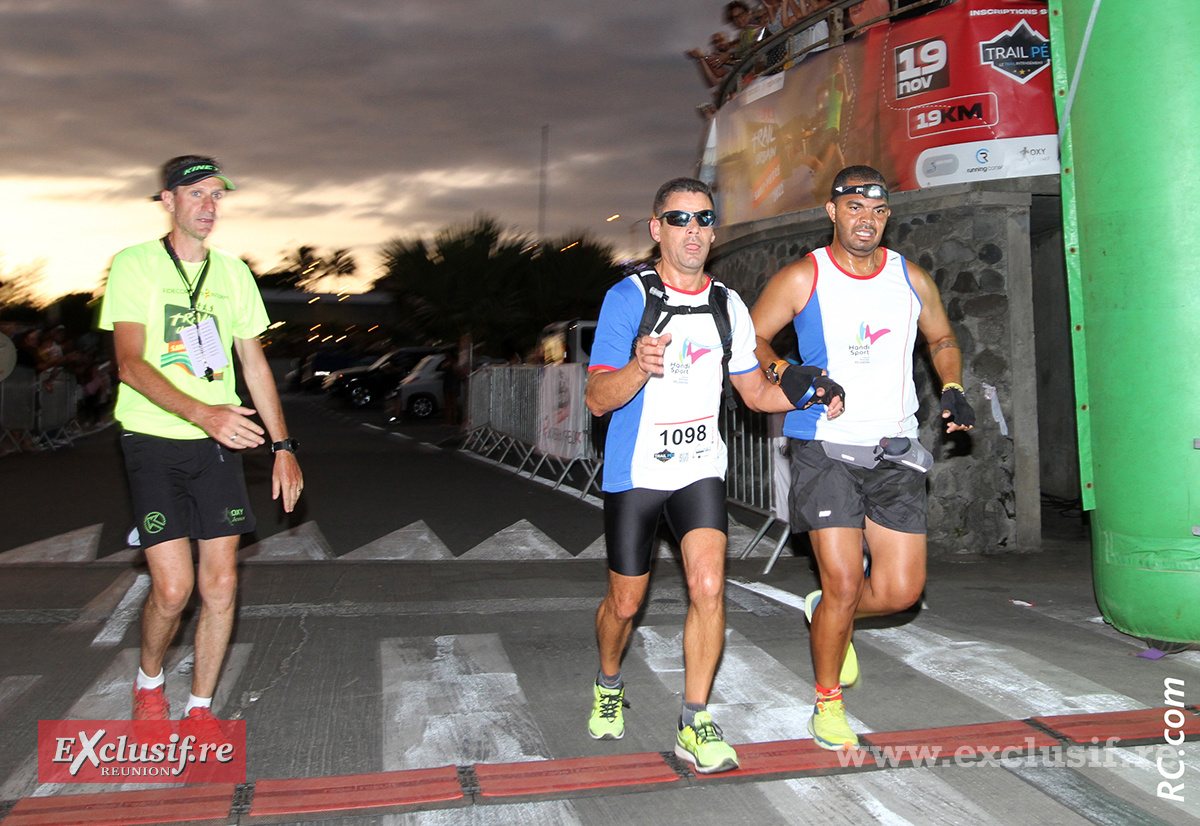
[780,365,844,410]
[940,385,975,428]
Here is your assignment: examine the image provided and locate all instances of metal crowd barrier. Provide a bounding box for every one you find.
[464,366,790,569]
[463,365,604,499]
[0,369,83,454]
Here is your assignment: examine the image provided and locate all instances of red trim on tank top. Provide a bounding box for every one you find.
[827,246,887,280]
[799,252,818,311]
[663,275,712,296]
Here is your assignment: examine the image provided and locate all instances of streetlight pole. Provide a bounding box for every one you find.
[538,125,548,239]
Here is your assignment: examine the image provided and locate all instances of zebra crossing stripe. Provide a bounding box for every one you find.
[90,573,151,647]
[0,644,253,801]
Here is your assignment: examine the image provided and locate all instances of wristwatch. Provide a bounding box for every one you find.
[270,438,300,454]
[766,360,787,385]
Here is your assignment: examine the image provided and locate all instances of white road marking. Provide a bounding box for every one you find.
[341,520,455,560]
[0,644,252,800]
[90,573,151,646]
[0,524,102,564]
[459,520,572,561]
[861,623,1139,719]
[632,625,870,742]
[381,633,551,767]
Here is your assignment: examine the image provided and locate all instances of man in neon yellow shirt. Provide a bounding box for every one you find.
[99,155,303,737]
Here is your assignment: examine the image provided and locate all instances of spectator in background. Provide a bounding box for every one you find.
[14,329,41,372]
[784,0,833,65]
[725,1,765,59]
[760,0,788,70]
[848,0,890,34]
[687,32,737,88]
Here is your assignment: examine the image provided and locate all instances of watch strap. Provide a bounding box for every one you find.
[270,438,299,454]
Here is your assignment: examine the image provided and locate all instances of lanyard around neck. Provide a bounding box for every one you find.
[161,235,216,382]
[161,235,211,314]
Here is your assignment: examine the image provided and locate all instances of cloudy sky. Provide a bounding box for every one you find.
[0,0,721,298]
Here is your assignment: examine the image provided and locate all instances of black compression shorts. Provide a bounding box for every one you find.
[603,477,727,577]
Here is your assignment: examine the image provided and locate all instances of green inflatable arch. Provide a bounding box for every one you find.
[1049,0,1200,645]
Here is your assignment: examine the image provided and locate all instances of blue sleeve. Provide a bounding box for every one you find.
[589,277,643,372]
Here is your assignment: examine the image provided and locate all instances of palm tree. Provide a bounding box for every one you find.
[376,217,622,356]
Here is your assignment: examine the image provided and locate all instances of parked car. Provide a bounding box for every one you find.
[388,353,505,420]
[539,319,596,364]
[323,346,440,407]
[286,348,372,393]
[389,353,452,419]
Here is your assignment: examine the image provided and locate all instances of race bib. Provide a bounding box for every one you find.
[643,415,717,467]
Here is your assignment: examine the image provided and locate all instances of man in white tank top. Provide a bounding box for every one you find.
[750,165,975,751]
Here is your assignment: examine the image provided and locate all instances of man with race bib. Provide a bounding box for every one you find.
[584,177,841,773]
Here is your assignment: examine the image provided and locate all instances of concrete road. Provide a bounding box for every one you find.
[1,394,1198,824]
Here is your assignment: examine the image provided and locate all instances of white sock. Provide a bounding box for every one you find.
[185,694,212,715]
[136,667,164,691]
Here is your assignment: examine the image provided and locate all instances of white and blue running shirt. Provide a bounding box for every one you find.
[590,273,759,493]
[784,246,922,446]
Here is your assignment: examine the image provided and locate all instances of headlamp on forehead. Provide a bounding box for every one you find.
[831,183,888,201]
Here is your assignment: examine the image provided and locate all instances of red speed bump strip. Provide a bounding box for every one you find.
[3,784,237,826]
[244,766,464,822]
[862,720,1059,765]
[474,751,681,800]
[692,738,878,781]
[1032,706,1200,747]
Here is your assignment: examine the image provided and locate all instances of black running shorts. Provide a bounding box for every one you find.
[787,438,926,534]
[603,477,727,577]
[120,430,257,546]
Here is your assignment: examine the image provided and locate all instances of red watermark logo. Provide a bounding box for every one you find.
[37,720,246,784]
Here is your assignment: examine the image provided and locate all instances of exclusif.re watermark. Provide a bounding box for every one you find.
[37,719,246,784]
[1158,677,1186,802]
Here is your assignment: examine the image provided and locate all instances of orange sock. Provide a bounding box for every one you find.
[815,683,842,703]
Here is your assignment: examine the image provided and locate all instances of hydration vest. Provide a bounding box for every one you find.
[631,268,735,408]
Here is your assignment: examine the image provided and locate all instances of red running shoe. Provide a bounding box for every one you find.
[131,685,171,742]
[132,685,170,720]
[181,706,229,748]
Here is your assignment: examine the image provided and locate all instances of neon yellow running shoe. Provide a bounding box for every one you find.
[675,711,740,774]
[808,695,859,751]
[804,589,859,688]
[587,683,626,740]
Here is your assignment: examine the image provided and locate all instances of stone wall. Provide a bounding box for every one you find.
[708,178,1061,554]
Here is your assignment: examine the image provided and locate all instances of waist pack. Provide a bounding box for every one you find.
[820,436,933,474]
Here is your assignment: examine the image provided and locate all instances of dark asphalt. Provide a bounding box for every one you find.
[1,392,1198,825]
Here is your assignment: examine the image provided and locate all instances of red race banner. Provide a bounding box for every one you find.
[710,0,1056,223]
[38,719,247,784]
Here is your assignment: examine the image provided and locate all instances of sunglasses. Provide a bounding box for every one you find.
[831,183,888,201]
[657,209,716,227]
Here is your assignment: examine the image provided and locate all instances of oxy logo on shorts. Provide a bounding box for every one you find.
[220,508,247,526]
[143,512,167,534]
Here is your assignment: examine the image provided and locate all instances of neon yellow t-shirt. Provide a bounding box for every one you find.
[98,238,270,439]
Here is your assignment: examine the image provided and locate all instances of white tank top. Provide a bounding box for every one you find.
[783,245,922,445]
